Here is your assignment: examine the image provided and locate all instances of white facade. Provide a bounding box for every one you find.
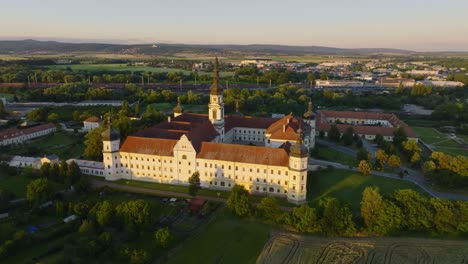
[83,121,100,132]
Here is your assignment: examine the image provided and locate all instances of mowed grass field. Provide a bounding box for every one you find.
[307,169,425,211]
[257,233,468,264]
[167,210,270,264]
[314,146,357,167]
[412,127,468,156]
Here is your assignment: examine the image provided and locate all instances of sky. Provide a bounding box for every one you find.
[0,0,467,51]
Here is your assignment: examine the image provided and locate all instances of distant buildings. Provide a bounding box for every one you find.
[0,123,56,146]
[315,80,364,87]
[316,110,418,142]
[83,116,102,132]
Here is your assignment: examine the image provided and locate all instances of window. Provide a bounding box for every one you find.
[182,155,187,159]
[269,187,274,192]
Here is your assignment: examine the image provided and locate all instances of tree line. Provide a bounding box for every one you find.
[227,184,468,237]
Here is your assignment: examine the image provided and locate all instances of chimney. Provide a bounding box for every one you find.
[168,116,171,123]
[287,118,290,124]
[283,124,286,133]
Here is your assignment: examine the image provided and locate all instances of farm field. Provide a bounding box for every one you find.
[257,232,468,264]
[412,127,468,156]
[307,169,425,211]
[167,210,270,264]
[47,64,234,77]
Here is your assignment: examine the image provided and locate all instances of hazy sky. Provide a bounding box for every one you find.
[1,0,467,51]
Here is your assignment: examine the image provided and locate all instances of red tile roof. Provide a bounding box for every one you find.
[0,123,55,141]
[84,116,101,123]
[120,136,178,156]
[197,142,289,166]
[225,115,279,133]
[265,114,303,141]
[316,111,416,138]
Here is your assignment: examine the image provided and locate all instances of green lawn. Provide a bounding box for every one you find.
[0,173,32,197]
[167,210,270,264]
[413,127,467,156]
[307,169,425,212]
[2,130,85,160]
[314,146,357,167]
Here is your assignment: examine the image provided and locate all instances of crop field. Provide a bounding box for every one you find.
[413,127,468,156]
[257,232,468,264]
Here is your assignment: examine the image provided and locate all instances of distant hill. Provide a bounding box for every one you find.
[0,39,415,56]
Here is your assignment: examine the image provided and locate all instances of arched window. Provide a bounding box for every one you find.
[269,187,274,192]
[212,109,217,119]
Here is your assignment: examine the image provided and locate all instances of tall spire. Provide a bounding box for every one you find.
[297,128,303,144]
[210,57,222,95]
[235,100,240,113]
[308,99,312,112]
[174,96,183,114]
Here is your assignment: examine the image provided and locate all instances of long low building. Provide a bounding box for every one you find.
[67,159,104,177]
[316,110,417,142]
[0,123,56,146]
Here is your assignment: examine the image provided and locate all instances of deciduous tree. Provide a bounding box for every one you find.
[227,185,251,217]
[358,160,371,176]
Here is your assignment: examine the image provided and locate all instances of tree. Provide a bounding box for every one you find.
[410,152,420,165]
[290,204,321,233]
[358,160,371,176]
[328,124,341,142]
[116,200,152,230]
[90,201,114,227]
[422,160,436,176]
[356,148,370,163]
[320,72,328,80]
[319,197,356,236]
[375,149,388,170]
[154,227,171,248]
[188,171,201,196]
[387,155,401,169]
[342,127,354,146]
[393,127,407,148]
[26,178,54,207]
[47,113,59,123]
[430,198,457,234]
[84,126,106,161]
[40,162,51,178]
[374,134,385,147]
[393,189,432,231]
[257,196,281,221]
[66,161,82,186]
[360,186,402,235]
[227,185,251,217]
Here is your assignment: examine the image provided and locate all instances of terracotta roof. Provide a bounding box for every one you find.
[172,113,209,124]
[84,116,101,123]
[265,114,303,141]
[225,115,279,133]
[197,142,289,166]
[319,110,396,121]
[120,136,178,156]
[131,114,218,152]
[0,123,55,141]
[316,111,416,138]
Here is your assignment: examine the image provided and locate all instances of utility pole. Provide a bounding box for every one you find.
[34,73,37,85]
[27,76,30,87]
[257,76,259,88]
[88,76,91,85]
[141,75,144,85]
[269,79,272,89]
[226,80,229,89]
[180,79,182,91]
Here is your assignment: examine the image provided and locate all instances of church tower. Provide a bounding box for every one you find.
[102,118,121,181]
[287,129,308,204]
[303,99,316,149]
[208,57,225,142]
[173,97,183,118]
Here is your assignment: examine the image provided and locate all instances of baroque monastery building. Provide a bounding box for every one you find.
[102,58,315,204]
